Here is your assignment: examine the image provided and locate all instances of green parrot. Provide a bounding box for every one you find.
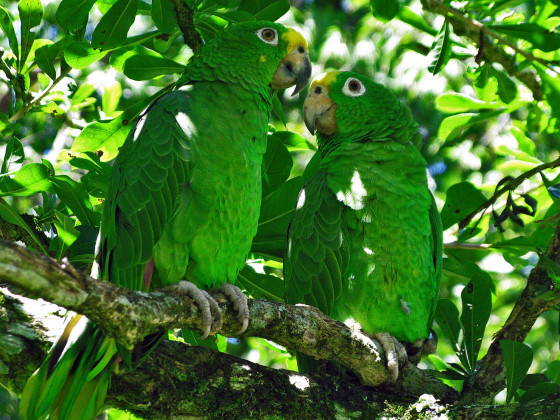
[20,21,311,420]
[284,71,442,381]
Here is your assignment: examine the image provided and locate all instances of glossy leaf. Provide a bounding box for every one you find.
[434,299,463,358]
[237,266,283,301]
[252,177,304,258]
[428,19,451,75]
[35,44,59,80]
[461,274,492,373]
[491,66,518,104]
[102,82,122,117]
[91,0,138,50]
[122,55,184,80]
[51,211,80,259]
[369,0,399,23]
[440,181,487,230]
[262,133,293,196]
[253,1,290,21]
[64,41,108,69]
[18,0,43,71]
[501,340,533,403]
[0,6,19,63]
[151,0,177,33]
[51,176,100,227]
[489,23,560,52]
[1,136,24,174]
[56,0,96,31]
[436,92,500,113]
[0,163,53,196]
[519,382,560,403]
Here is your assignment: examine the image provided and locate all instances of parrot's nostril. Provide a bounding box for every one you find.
[285,63,293,73]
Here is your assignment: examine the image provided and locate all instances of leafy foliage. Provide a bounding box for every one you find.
[1,0,560,413]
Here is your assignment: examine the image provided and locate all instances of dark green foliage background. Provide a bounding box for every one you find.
[1,0,560,415]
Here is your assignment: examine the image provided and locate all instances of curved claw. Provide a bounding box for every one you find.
[219,283,249,334]
[374,332,408,383]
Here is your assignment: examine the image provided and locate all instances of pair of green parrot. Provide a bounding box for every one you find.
[20,19,441,420]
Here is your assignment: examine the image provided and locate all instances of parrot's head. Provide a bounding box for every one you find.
[186,21,311,96]
[303,71,420,151]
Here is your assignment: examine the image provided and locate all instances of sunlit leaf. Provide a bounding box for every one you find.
[51,176,100,227]
[51,211,80,259]
[491,66,518,104]
[102,83,122,117]
[370,0,399,23]
[122,55,184,80]
[0,6,19,64]
[1,136,24,174]
[237,266,284,301]
[64,41,108,69]
[436,92,500,113]
[428,19,451,75]
[152,0,177,33]
[18,0,43,71]
[91,0,138,50]
[438,109,506,141]
[501,340,533,403]
[489,23,560,52]
[56,0,96,31]
[35,44,59,80]
[0,163,53,196]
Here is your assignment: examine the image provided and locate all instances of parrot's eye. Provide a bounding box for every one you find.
[343,77,366,97]
[256,28,279,45]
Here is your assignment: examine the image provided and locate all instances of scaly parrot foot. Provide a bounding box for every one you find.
[219,283,249,334]
[373,332,408,383]
[170,281,222,339]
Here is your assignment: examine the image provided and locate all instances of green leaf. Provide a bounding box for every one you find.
[0,6,19,64]
[396,6,437,36]
[236,266,283,301]
[37,102,65,116]
[461,274,492,373]
[64,41,108,69]
[253,0,290,21]
[67,225,98,267]
[491,66,518,104]
[35,44,59,80]
[56,0,96,31]
[489,23,560,52]
[0,163,53,196]
[535,252,560,289]
[102,82,122,117]
[262,133,293,196]
[370,0,399,23]
[536,63,560,119]
[1,136,24,174]
[501,340,533,403]
[271,93,287,127]
[109,45,161,72]
[474,63,498,103]
[0,198,47,253]
[440,182,487,230]
[152,0,177,33]
[18,0,43,71]
[438,109,506,141]
[252,177,304,258]
[436,92,500,113]
[71,89,165,162]
[51,211,80,259]
[180,329,220,351]
[518,382,560,403]
[238,0,272,14]
[272,130,316,151]
[546,360,560,384]
[122,55,184,80]
[428,19,452,75]
[91,0,138,50]
[51,176,100,226]
[434,299,466,364]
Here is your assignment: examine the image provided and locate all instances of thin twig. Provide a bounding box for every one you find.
[444,242,492,250]
[458,157,560,229]
[8,66,72,123]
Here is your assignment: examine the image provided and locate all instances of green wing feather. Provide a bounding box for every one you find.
[20,91,196,420]
[284,170,349,373]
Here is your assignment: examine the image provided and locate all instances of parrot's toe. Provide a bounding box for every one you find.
[171,281,222,339]
[219,283,249,334]
[373,332,408,383]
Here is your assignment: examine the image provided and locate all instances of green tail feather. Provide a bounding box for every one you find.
[19,315,117,420]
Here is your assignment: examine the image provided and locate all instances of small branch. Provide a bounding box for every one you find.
[458,157,560,229]
[8,66,72,123]
[424,0,545,100]
[172,0,203,52]
[444,242,491,250]
[0,48,15,82]
[0,239,455,395]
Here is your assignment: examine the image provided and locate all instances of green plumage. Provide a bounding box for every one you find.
[285,71,442,372]
[21,21,309,420]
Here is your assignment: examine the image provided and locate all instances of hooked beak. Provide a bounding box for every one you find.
[303,84,337,135]
[271,45,312,96]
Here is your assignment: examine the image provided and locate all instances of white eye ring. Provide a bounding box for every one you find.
[342,77,366,97]
[256,28,279,45]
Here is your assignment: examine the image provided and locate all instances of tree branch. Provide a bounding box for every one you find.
[172,0,203,52]
[458,156,560,229]
[0,239,455,396]
[424,0,546,100]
